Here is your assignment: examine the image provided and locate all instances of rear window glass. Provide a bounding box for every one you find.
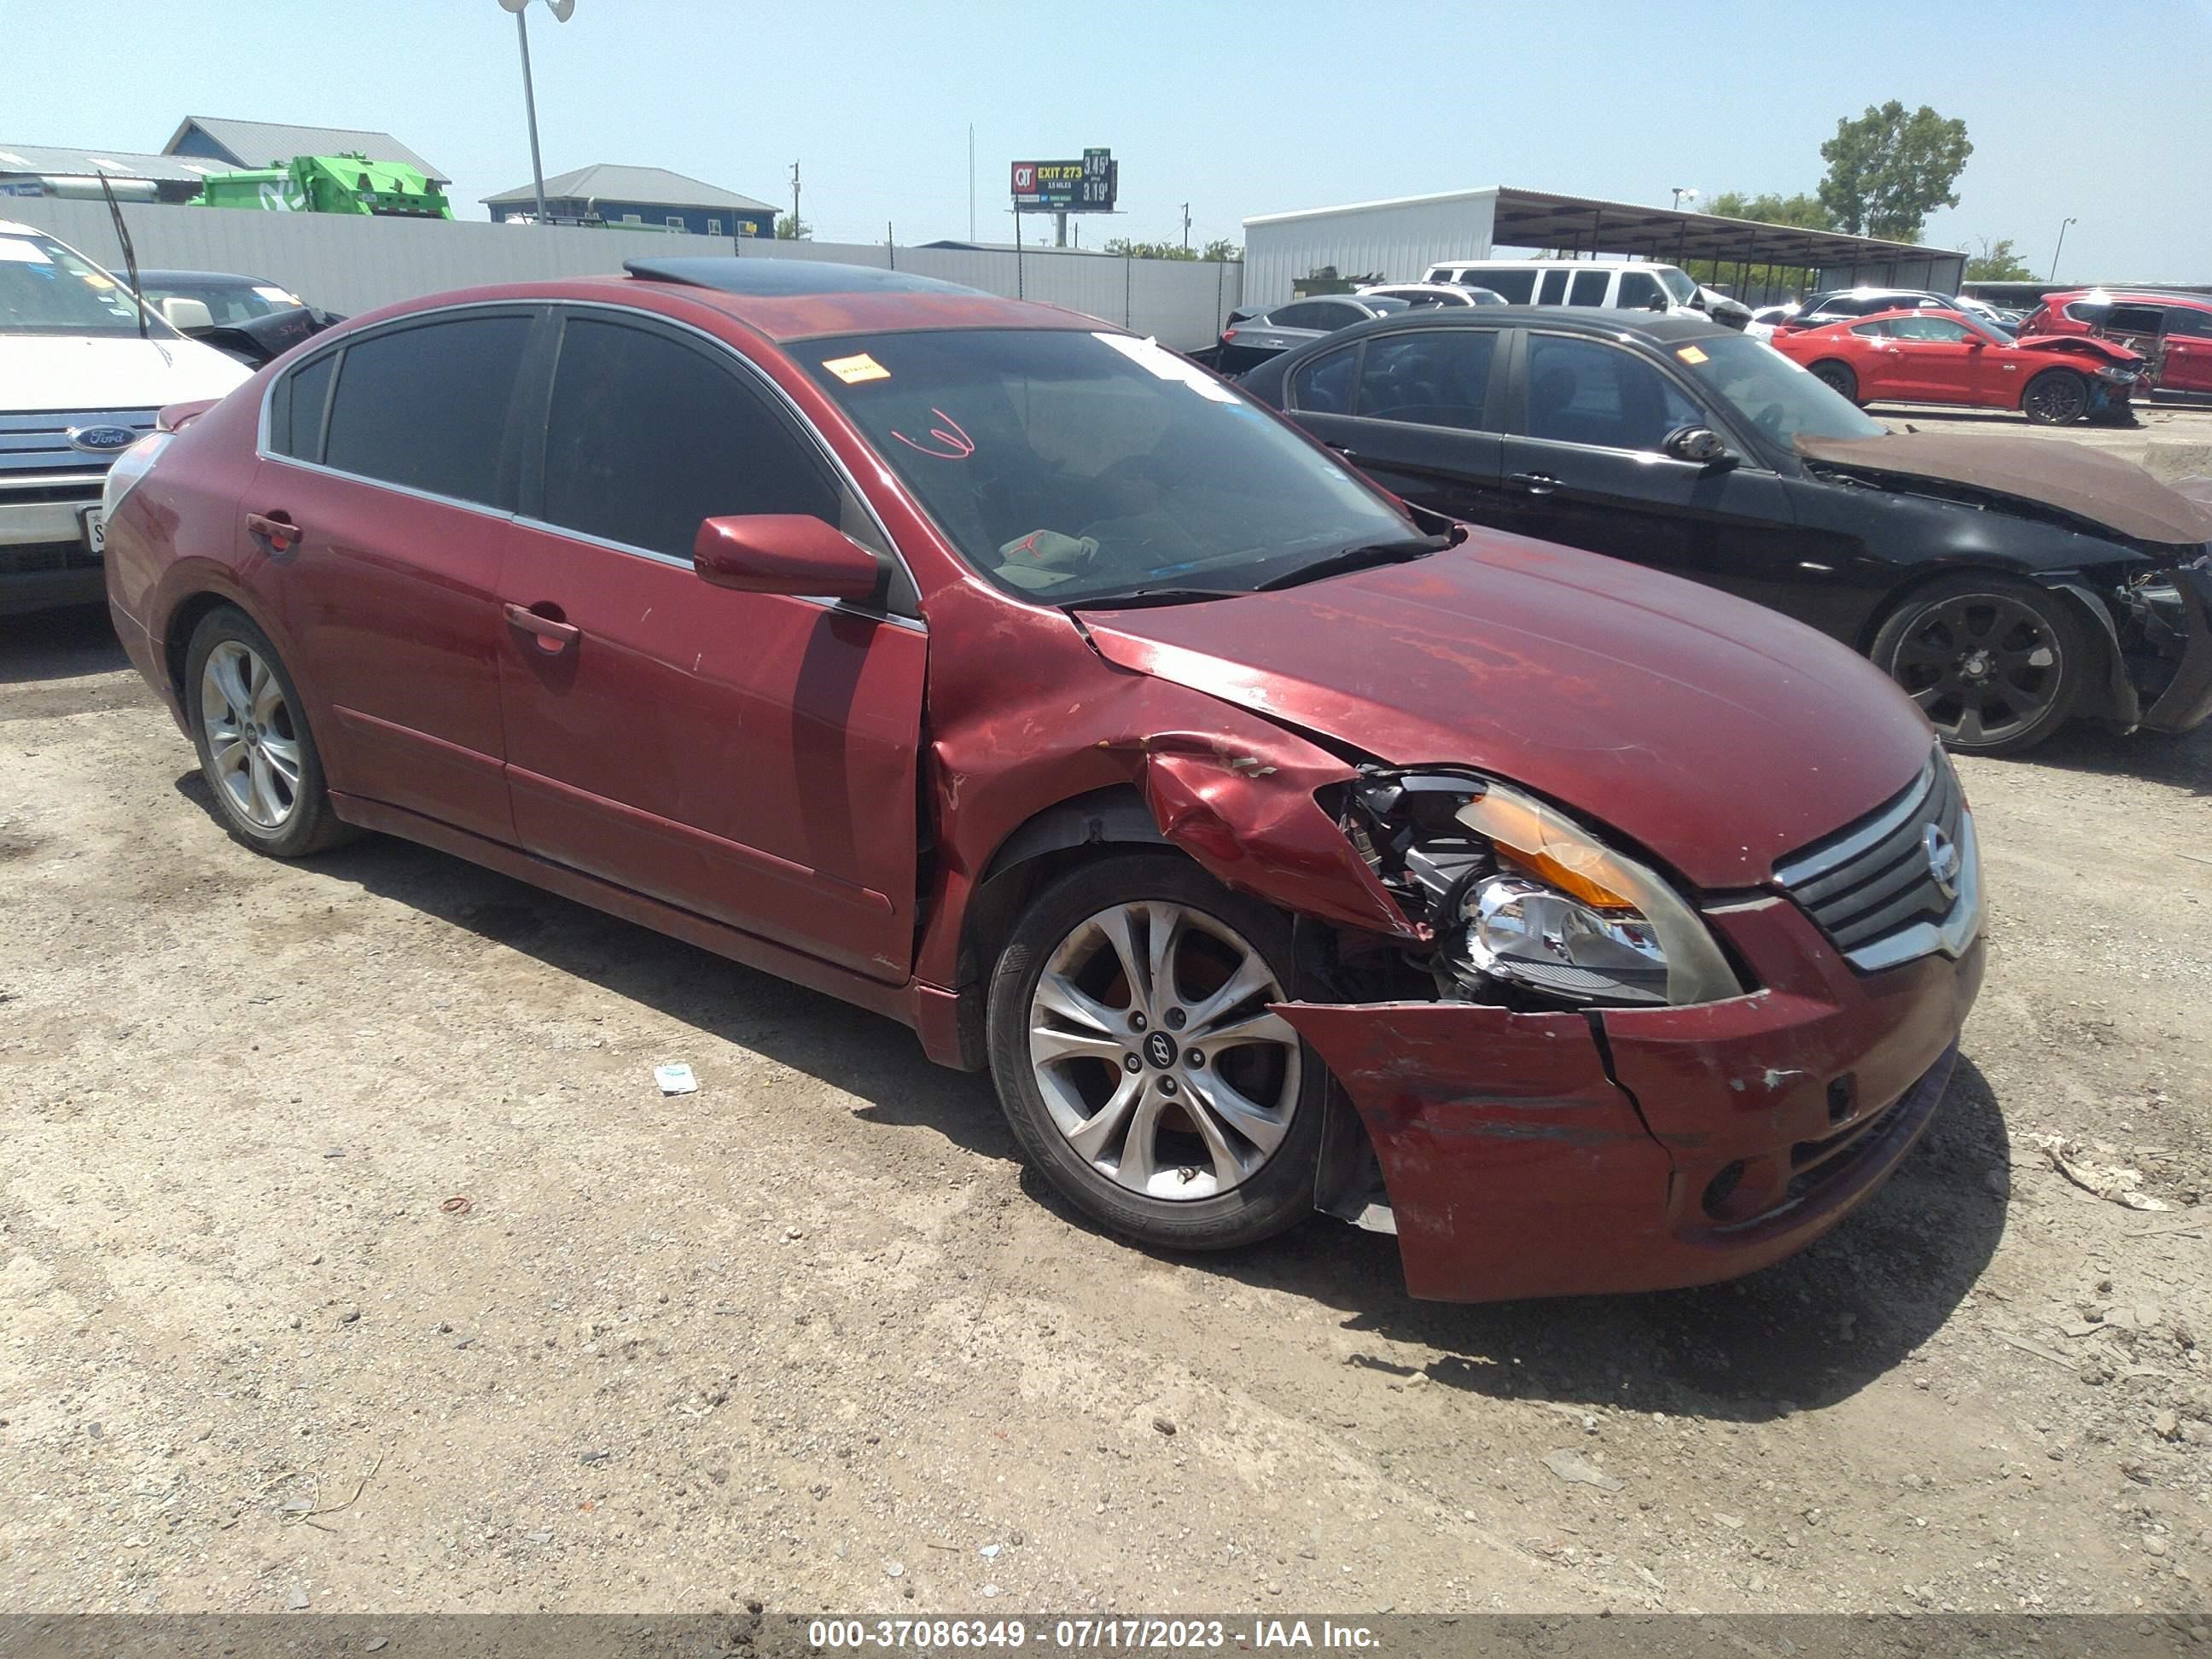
[275,352,335,462]
[1567,270,1609,306]
[323,316,531,506]
[1358,330,1498,429]
[1289,345,1359,415]
[1477,269,1537,304]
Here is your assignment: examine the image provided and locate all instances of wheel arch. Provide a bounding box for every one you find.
[958,785,1174,992]
[163,589,261,701]
[1859,562,2129,725]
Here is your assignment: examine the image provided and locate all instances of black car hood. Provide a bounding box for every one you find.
[1796,430,2212,550]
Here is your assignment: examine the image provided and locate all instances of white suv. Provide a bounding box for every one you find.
[1421,259,1703,315]
[0,222,248,615]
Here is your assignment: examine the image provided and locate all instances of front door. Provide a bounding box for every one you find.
[1495,329,1805,614]
[1282,327,1511,525]
[494,310,927,982]
[1878,314,1989,404]
[252,307,539,841]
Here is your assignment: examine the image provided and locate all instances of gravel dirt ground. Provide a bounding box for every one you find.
[3,413,2209,1621]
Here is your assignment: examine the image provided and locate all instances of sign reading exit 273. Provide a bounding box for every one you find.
[1010,148,1116,212]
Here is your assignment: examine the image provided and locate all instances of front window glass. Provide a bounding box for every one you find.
[1668,333,1888,445]
[804,329,1417,603]
[1889,316,1971,342]
[1656,266,1699,303]
[1615,271,1662,310]
[1524,335,1700,451]
[0,231,172,337]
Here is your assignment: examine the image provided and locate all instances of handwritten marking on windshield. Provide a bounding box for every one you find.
[890,408,975,461]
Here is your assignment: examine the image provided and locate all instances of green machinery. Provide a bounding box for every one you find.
[189,153,452,219]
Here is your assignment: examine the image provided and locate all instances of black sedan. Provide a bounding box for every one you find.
[1240,308,2212,755]
[1216,293,1407,375]
[132,270,344,368]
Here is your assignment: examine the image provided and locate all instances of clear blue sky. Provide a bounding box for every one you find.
[6,0,2208,279]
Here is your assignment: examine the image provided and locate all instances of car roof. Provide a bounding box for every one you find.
[2047,288,2212,311]
[135,270,278,287]
[1274,305,1734,349]
[323,259,1098,346]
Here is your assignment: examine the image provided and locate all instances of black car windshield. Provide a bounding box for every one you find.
[1669,334,1889,445]
[803,329,1420,604]
[0,230,166,336]
[143,277,300,325]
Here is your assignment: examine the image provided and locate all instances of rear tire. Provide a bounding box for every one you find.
[1870,574,2089,756]
[1810,360,1859,402]
[2022,369,2090,425]
[183,606,352,857]
[986,853,1325,1252]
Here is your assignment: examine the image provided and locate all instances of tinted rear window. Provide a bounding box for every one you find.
[323,316,532,506]
[275,352,335,463]
[1477,269,1537,303]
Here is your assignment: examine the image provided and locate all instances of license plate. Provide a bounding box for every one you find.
[80,506,105,556]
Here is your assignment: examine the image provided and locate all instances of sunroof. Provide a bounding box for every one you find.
[624,258,982,297]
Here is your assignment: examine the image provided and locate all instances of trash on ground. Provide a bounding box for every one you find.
[1541,1448,1623,1491]
[2028,1132,2169,1211]
[655,1063,698,1097]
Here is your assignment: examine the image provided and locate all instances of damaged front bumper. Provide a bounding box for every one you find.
[2134,558,2212,734]
[2058,556,2212,735]
[1277,895,1984,1303]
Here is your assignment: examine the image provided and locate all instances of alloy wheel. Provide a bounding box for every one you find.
[1027,901,1301,1202]
[2023,373,2087,424]
[1889,592,2063,747]
[200,639,302,830]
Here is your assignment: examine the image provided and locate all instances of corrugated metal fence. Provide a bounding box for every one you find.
[6,198,1243,350]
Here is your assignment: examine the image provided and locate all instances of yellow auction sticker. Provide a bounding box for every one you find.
[822,352,890,385]
[1674,344,1709,365]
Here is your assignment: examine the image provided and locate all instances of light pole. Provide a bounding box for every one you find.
[498,0,575,224]
[2049,216,2076,282]
[1672,187,1699,211]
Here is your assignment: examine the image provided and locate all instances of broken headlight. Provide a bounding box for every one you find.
[1343,770,1743,1008]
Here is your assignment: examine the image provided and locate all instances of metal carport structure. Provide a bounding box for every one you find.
[1243,185,1966,310]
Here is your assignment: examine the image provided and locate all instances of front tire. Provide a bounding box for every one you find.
[1870,574,2088,755]
[1810,360,1859,402]
[986,853,1325,1251]
[2022,369,2090,425]
[184,606,351,856]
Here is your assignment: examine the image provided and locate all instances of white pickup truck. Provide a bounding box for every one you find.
[0,221,250,615]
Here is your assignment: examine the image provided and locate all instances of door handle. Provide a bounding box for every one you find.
[245,510,301,551]
[1505,472,1558,496]
[504,602,581,655]
[1324,441,1361,461]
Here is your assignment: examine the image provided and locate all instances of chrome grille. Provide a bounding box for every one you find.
[0,409,157,485]
[1773,751,1979,972]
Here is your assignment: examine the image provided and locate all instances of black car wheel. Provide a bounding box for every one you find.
[1870,575,2087,756]
[1810,360,1859,402]
[986,853,1325,1253]
[2021,369,2090,425]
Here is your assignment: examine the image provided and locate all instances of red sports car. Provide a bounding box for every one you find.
[98,259,1982,1305]
[2017,289,2212,397]
[1768,307,2145,424]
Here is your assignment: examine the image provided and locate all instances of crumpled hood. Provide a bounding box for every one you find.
[1080,533,1933,890]
[0,331,250,414]
[1797,428,2212,549]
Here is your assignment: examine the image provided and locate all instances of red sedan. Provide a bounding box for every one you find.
[98,259,1982,1304]
[1770,307,2145,423]
[2017,289,2212,396]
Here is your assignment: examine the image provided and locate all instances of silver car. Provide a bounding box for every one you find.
[1218,293,1408,375]
[1357,282,1507,310]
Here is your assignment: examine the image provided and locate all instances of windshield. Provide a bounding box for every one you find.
[1656,266,1698,304]
[805,329,1420,604]
[1668,334,1888,445]
[143,278,300,325]
[0,230,166,336]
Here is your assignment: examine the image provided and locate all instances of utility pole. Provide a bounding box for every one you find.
[789,160,800,237]
[1181,201,1190,253]
[968,125,975,242]
[2050,216,2076,282]
[497,0,578,223]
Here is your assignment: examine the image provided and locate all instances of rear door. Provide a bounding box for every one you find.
[1284,327,1510,525]
[2156,306,2212,392]
[494,307,928,981]
[249,306,538,841]
[1494,329,1803,605]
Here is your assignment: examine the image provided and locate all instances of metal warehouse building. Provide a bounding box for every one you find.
[1243,185,1967,309]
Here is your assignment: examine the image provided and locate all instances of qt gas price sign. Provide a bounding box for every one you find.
[1010,148,1116,211]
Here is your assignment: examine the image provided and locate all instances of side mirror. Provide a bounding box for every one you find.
[158,296,214,331]
[694,515,882,601]
[1647,294,1672,312]
[1663,425,1737,468]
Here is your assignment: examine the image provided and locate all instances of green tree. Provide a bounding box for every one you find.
[1964,236,2034,282]
[775,212,811,241]
[1817,102,1972,242]
[1103,237,1198,260]
[1201,238,1243,263]
[1704,190,1835,230]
